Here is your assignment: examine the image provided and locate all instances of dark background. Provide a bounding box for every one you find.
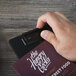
[0,0,76,76]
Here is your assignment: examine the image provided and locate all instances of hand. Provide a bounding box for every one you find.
[36,12,76,61]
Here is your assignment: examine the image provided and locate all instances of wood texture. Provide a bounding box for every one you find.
[0,0,76,76]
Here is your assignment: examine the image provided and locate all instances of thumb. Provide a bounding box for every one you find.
[41,30,57,47]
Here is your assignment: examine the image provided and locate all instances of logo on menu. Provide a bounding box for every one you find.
[27,50,51,73]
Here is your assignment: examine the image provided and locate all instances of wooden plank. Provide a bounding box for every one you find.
[0,0,76,29]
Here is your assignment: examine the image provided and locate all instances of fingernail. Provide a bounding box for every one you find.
[41,31,49,39]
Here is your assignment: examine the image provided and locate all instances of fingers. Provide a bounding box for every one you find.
[41,30,58,48]
[36,12,62,33]
[54,12,73,25]
[54,12,69,21]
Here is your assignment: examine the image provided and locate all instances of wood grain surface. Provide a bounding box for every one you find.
[0,0,76,76]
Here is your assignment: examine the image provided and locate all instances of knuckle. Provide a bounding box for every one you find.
[46,12,53,16]
[54,11,61,15]
[54,11,59,13]
[54,11,62,15]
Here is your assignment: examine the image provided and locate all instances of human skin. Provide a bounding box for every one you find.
[36,12,76,61]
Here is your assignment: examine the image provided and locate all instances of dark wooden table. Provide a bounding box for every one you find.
[0,0,76,76]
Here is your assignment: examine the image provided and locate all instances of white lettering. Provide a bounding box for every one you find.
[27,50,51,73]
[51,61,71,76]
